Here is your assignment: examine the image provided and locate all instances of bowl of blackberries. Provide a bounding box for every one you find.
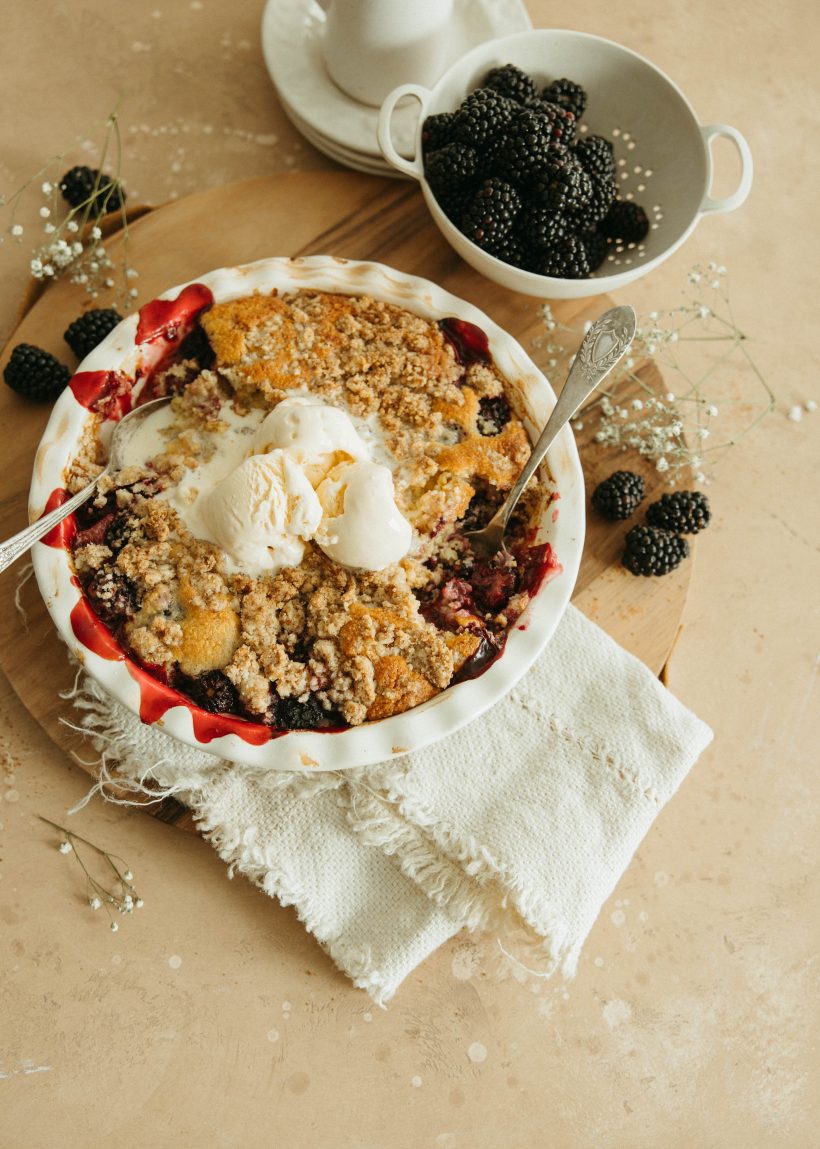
[378,29,753,298]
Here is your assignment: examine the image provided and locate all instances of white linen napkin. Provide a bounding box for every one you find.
[66,604,712,1004]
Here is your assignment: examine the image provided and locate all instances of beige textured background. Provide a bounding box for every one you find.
[1,2,818,1147]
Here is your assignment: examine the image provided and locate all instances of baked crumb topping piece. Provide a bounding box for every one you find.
[68,288,556,729]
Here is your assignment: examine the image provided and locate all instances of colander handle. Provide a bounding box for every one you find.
[377,84,430,180]
[699,124,754,214]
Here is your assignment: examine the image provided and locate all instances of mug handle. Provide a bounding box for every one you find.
[377,84,430,181]
[699,124,754,214]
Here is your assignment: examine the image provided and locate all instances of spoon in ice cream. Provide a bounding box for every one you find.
[465,305,637,559]
[0,396,172,575]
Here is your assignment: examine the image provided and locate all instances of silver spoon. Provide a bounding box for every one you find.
[0,396,172,575]
[466,304,637,559]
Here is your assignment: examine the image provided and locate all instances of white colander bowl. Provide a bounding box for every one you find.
[378,29,753,298]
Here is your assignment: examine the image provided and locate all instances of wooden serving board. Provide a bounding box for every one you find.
[0,173,691,829]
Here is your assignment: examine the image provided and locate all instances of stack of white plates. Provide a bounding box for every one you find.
[261,0,532,177]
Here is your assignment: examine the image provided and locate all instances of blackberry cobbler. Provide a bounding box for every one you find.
[65,289,560,730]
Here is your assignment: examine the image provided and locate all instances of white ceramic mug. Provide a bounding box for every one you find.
[322,0,455,108]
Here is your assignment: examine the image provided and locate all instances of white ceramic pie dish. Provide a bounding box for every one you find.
[30,256,584,771]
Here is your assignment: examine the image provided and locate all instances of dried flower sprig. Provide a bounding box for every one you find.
[40,815,143,931]
[535,263,775,482]
[1,108,138,308]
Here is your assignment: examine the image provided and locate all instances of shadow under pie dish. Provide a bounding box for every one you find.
[29,257,584,771]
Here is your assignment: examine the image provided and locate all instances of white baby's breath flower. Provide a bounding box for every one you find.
[89,896,102,910]
[66,219,79,233]
[656,457,669,472]
[58,840,73,854]
[41,181,53,194]
[110,921,119,933]
[39,206,50,218]
[10,223,23,236]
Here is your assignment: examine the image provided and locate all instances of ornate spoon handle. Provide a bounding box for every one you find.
[0,479,99,575]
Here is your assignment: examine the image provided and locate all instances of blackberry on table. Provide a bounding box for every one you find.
[539,235,591,279]
[425,142,480,197]
[64,308,123,360]
[461,179,522,252]
[481,63,538,105]
[3,343,71,401]
[182,670,241,716]
[623,525,689,576]
[421,112,456,154]
[591,471,645,520]
[574,134,616,178]
[59,165,126,216]
[542,78,587,122]
[452,88,517,151]
[646,490,711,534]
[601,199,650,244]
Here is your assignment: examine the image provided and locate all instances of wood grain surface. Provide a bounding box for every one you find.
[0,172,691,829]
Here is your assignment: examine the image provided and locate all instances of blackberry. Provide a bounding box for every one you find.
[579,229,609,272]
[63,308,123,360]
[600,199,650,244]
[529,153,593,215]
[591,471,645,520]
[452,88,516,150]
[623,525,689,577]
[539,235,590,279]
[476,394,511,435]
[425,142,480,197]
[482,63,538,105]
[484,227,529,269]
[181,670,241,715]
[274,694,326,731]
[177,323,215,369]
[105,512,142,555]
[85,569,139,625]
[59,165,126,216]
[421,112,456,154]
[3,343,71,401]
[575,134,616,178]
[646,490,711,534]
[528,100,577,147]
[517,204,568,252]
[461,179,521,252]
[542,78,587,122]
[495,110,566,185]
[470,552,517,611]
[572,171,617,229]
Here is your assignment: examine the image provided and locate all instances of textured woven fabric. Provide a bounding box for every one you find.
[68,605,712,1003]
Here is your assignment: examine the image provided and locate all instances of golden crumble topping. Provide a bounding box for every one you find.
[68,288,556,731]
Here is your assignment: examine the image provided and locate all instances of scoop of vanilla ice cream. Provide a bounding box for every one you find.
[201,449,322,575]
[316,460,412,570]
[254,395,371,486]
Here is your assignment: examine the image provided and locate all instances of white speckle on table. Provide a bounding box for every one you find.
[602,999,633,1029]
[411,1075,423,1088]
[594,957,605,968]
[267,1029,280,1043]
[639,910,649,923]
[168,955,182,970]
[4,789,18,802]
[451,946,480,981]
[654,870,670,888]
[611,909,626,927]
[788,405,803,422]
[435,1136,459,1148]
[467,1042,488,1064]
[363,1012,372,1023]
[282,1000,291,1013]
[111,954,121,965]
